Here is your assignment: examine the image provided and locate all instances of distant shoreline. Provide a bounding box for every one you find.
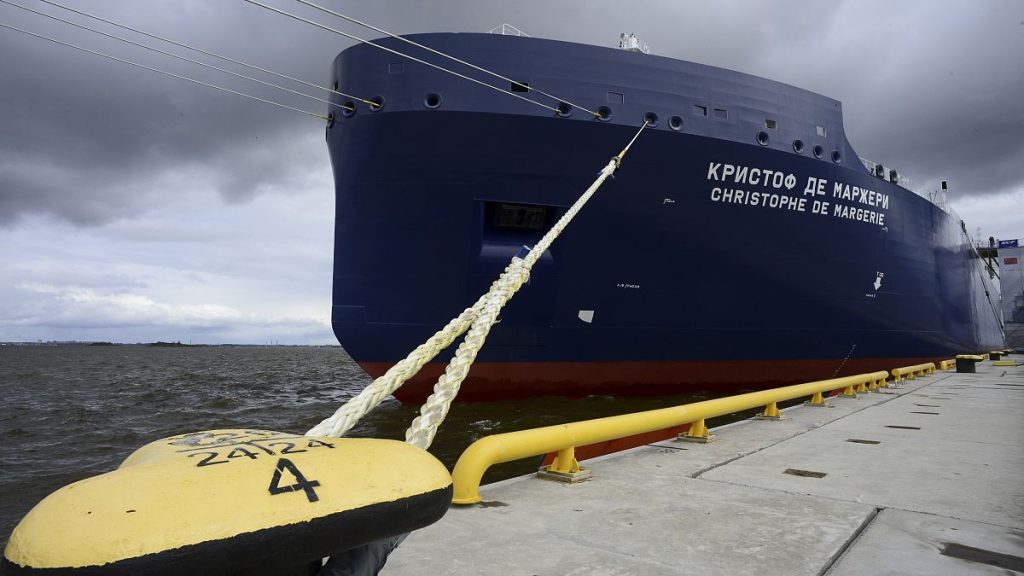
[0,341,341,347]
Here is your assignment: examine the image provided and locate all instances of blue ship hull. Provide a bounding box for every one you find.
[326,34,1003,402]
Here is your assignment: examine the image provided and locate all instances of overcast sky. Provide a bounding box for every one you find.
[0,0,1021,344]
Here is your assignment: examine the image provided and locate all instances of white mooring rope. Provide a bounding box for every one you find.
[307,121,650,448]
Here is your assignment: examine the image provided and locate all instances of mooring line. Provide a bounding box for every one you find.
[0,0,356,113]
[31,0,375,106]
[240,0,561,115]
[0,22,330,121]
[305,120,652,448]
[290,0,602,118]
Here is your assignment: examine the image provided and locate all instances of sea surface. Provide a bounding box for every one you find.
[0,345,748,547]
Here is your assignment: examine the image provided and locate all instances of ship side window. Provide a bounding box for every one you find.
[693,105,707,116]
[388,62,405,74]
[511,81,529,93]
[607,91,624,104]
[485,202,553,232]
[816,125,827,137]
[713,108,728,119]
[765,118,777,130]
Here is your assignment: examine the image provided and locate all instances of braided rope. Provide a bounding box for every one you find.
[305,295,485,437]
[404,156,624,449]
[308,122,649,445]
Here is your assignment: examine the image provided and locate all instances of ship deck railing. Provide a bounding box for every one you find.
[857,156,950,214]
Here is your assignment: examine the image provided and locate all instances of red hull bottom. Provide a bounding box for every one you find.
[359,357,943,403]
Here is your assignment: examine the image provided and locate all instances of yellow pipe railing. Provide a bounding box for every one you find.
[450,371,888,505]
[890,362,936,382]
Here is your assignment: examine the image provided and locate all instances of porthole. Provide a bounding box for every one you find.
[556,101,572,117]
[424,93,441,109]
[369,95,385,111]
[831,150,842,164]
[340,101,356,118]
[756,131,769,146]
[669,115,683,131]
[813,144,824,158]
[643,112,659,127]
[596,106,612,121]
[793,139,804,153]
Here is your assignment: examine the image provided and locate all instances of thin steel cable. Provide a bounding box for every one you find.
[0,22,329,120]
[31,0,374,107]
[240,0,560,115]
[0,0,354,113]
[956,218,1005,333]
[290,0,601,118]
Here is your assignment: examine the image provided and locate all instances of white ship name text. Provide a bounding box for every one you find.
[707,162,887,227]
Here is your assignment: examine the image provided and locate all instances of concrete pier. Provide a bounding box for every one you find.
[382,360,1024,575]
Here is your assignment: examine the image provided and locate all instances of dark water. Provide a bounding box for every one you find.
[0,345,747,546]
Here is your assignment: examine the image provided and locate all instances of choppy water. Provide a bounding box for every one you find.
[0,345,741,546]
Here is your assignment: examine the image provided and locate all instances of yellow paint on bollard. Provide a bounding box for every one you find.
[3,430,452,575]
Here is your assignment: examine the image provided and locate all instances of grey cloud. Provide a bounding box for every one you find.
[0,0,340,224]
[1,0,1021,229]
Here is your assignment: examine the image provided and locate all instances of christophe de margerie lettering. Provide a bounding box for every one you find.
[706,161,888,226]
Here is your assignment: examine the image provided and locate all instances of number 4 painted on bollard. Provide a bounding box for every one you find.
[268,458,321,502]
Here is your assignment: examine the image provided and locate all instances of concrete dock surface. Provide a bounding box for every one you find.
[383,360,1024,575]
